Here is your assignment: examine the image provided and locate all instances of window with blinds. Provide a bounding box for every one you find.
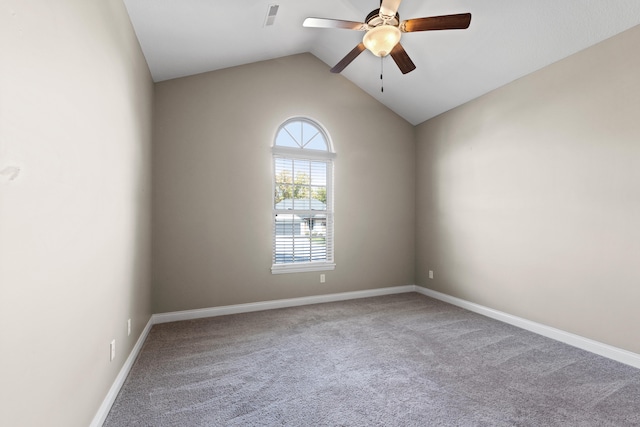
[271,118,335,274]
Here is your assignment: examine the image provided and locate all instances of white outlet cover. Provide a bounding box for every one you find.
[110,340,116,361]
[127,319,131,336]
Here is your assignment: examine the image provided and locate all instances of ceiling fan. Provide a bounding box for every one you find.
[303,0,471,74]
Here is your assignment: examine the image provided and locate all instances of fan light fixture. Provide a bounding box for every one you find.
[363,25,401,57]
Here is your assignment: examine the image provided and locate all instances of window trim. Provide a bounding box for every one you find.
[271,261,336,275]
[271,117,335,274]
[272,145,337,161]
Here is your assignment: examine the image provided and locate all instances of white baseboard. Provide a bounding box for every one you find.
[90,318,154,427]
[152,285,416,324]
[413,285,640,369]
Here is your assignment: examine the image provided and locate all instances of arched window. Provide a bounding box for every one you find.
[271,118,335,274]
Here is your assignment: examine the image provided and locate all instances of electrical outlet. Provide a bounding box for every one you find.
[429,270,434,279]
[320,274,325,283]
[110,339,116,361]
[127,319,131,336]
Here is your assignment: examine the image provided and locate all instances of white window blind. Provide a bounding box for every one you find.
[272,118,335,274]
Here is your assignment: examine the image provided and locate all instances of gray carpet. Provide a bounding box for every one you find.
[104,293,640,426]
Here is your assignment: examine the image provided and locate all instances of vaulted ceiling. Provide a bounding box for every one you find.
[123,0,640,125]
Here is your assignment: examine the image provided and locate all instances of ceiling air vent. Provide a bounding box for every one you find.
[264,4,279,27]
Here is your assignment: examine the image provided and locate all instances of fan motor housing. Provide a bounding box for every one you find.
[365,8,400,28]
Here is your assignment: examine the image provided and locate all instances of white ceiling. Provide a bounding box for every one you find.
[122,0,640,125]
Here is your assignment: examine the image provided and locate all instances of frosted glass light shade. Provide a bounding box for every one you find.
[363,25,401,57]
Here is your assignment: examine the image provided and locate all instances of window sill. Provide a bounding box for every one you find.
[271,262,336,274]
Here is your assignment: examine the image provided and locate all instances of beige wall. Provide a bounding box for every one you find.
[152,53,415,313]
[415,25,640,354]
[0,1,153,426]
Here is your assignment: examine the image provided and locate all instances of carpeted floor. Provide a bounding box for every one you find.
[104,293,640,426]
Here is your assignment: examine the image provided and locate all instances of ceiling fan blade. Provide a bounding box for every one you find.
[389,43,416,74]
[401,13,471,32]
[330,43,366,73]
[303,17,368,31]
[380,0,402,17]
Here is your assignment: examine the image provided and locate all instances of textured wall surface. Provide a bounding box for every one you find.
[0,1,153,426]
[415,25,640,354]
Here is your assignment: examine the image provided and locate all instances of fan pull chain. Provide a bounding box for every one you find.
[380,57,384,93]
